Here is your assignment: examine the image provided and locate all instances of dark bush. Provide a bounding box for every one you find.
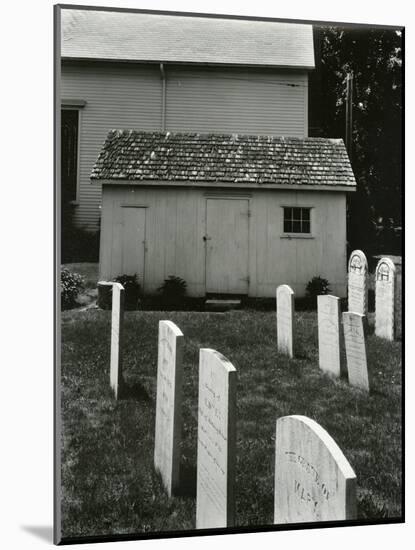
[61,268,85,310]
[157,276,187,308]
[305,276,331,309]
[114,274,141,310]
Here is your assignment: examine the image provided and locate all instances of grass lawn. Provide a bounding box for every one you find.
[60,308,402,539]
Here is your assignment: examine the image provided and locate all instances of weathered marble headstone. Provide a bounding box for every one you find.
[395,264,402,340]
[342,312,369,392]
[196,349,236,529]
[276,284,295,358]
[154,321,184,497]
[375,258,396,341]
[348,250,368,316]
[317,295,341,378]
[110,282,125,399]
[274,415,357,524]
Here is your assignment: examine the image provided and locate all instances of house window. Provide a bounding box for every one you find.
[283,207,311,234]
[61,109,79,203]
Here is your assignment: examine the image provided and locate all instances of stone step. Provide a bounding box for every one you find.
[205,299,241,312]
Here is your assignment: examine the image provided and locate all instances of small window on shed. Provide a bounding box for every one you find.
[283,207,311,234]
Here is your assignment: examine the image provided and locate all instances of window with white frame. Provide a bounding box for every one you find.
[283,207,311,234]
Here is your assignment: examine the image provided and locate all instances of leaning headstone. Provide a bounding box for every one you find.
[342,312,369,392]
[276,285,295,358]
[154,321,184,497]
[274,415,357,524]
[317,295,342,378]
[375,258,396,341]
[196,349,236,529]
[110,282,125,399]
[348,250,368,316]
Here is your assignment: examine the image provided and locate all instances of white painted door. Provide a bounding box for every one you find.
[120,207,146,284]
[205,199,249,294]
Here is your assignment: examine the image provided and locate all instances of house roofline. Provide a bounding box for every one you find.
[61,57,315,71]
[95,179,356,192]
[58,4,402,31]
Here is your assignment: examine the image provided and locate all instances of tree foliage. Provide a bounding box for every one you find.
[312,26,403,254]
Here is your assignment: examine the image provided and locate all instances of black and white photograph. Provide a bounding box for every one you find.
[55,1,403,545]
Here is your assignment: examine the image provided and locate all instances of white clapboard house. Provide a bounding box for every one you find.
[60,7,356,297]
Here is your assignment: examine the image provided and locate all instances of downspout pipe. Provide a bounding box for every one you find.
[160,63,166,131]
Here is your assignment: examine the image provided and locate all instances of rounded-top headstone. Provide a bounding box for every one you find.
[276,284,295,358]
[274,415,357,524]
[154,320,184,497]
[348,250,368,315]
[196,348,237,529]
[375,257,396,341]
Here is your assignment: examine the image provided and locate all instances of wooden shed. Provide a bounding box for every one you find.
[93,130,356,298]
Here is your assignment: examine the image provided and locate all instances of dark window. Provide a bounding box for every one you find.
[61,109,79,203]
[283,207,311,234]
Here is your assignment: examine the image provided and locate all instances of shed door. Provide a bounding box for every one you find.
[205,199,249,294]
[114,207,146,284]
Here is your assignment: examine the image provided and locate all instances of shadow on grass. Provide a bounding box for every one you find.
[294,352,311,361]
[176,461,197,498]
[119,381,151,401]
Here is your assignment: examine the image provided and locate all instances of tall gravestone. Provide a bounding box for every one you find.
[154,321,184,497]
[196,349,236,529]
[110,282,125,399]
[375,258,396,341]
[274,415,357,524]
[276,285,295,358]
[342,312,369,392]
[348,250,368,316]
[395,262,402,340]
[317,295,342,378]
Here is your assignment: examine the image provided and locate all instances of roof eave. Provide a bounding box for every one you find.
[95,179,355,192]
[61,56,315,70]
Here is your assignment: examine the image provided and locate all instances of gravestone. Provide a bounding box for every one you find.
[317,295,342,378]
[154,321,184,497]
[348,250,368,315]
[395,263,402,340]
[375,258,396,341]
[110,282,125,399]
[342,312,369,392]
[276,285,295,358]
[274,415,357,524]
[196,348,236,529]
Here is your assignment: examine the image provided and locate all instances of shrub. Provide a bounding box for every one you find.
[113,274,141,310]
[305,276,331,309]
[61,268,85,310]
[157,276,187,308]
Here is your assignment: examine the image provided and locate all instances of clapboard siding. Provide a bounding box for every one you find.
[100,185,347,298]
[61,61,309,229]
[61,62,162,229]
[166,67,308,136]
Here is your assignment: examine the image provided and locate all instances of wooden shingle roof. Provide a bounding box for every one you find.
[91,130,356,189]
[61,9,315,69]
